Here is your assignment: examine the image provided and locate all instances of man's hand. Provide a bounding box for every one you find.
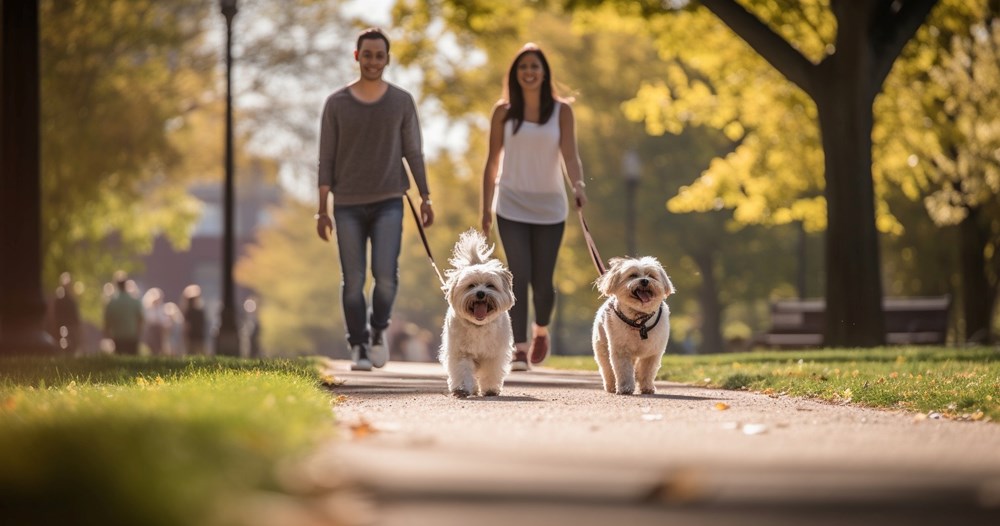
[421,200,435,227]
[316,214,333,241]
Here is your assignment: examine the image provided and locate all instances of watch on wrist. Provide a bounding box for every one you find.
[422,198,433,206]
[314,213,328,220]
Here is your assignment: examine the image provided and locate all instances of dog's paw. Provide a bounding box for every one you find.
[639,387,656,395]
[615,385,635,395]
[482,389,500,397]
[603,384,616,394]
[451,389,471,398]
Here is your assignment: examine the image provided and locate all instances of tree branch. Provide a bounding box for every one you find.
[699,0,817,98]
[872,0,938,86]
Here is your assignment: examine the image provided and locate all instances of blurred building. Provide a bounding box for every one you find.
[135,163,281,342]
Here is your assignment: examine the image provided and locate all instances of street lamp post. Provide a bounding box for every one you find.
[622,150,641,257]
[215,0,241,357]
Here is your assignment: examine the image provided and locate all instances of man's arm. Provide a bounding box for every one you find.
[401,93,433,227]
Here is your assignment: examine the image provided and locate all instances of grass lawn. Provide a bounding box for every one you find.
[548,346,999,421]
[0,355,340,526]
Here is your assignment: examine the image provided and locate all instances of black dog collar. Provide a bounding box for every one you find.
[612,301,663,340]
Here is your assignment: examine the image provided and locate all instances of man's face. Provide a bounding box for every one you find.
[355,38,388,81]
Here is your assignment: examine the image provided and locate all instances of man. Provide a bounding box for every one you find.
[103,271,144,356]
[316,28,433,371]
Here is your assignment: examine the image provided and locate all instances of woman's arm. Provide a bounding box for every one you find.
[482,102,507,233]
[559,102,587,208]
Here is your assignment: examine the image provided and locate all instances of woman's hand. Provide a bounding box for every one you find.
[481,213,493,235]
[573,183,588,209]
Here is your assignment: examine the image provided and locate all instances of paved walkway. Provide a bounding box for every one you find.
[312,360,1000,526]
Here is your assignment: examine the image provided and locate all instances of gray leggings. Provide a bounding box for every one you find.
[496,215,565,344]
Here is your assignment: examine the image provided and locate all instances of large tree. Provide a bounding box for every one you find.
[574,0,941,346]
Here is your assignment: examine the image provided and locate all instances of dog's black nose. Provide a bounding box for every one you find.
[476,290,485,299]
[640,278,649,286]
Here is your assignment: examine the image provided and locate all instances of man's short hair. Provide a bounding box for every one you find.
[356,27,390,53]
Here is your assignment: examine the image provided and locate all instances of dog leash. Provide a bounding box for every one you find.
[576,200,607,277]
[404,192,446,287]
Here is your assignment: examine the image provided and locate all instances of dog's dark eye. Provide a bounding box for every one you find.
[629,273,639,279]
[467,284,475,289]
[486,283,495,289]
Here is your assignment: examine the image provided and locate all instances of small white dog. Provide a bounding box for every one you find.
[592,256,674,395]
[439,229,515,397]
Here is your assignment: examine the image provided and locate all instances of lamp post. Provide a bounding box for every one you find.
[215,0,241,357]
[622,150,641,257]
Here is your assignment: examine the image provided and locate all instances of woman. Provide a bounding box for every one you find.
[481,43,588,371]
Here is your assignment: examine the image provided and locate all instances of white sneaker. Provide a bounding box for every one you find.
[370,329,388,368]
[350,343,373,371]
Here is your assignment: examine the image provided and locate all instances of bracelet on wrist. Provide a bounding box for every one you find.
[314,213,328,220]
[573,180,586,188]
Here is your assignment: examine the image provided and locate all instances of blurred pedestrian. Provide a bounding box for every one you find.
[480,43,588,370]
[103,271,144,356]
[243,297,261,358]
[52,271,81,355]
[143,288,167,356]
[182,284,207,356]
[163,302,184,356]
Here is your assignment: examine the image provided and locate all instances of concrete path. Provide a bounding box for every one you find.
[314,360,1000,526]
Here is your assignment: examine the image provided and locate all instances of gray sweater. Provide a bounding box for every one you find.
[317,83,429,205]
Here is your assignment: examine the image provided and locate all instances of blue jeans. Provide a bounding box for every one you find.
[333,198,403,346]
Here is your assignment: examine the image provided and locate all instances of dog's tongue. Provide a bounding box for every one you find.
[474,302,489,320]
[637,290,653,303]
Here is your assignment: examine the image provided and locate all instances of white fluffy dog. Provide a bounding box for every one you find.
[439,229,515,397]
[592,256,674,395]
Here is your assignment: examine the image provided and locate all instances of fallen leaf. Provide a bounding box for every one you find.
[320,374,344,386]
[349,419,377,440]
[714,402,730,411]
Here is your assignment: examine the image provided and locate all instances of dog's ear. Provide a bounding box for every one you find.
[502,268,515,306]
[659,266,675,299]
[595,262,620,297]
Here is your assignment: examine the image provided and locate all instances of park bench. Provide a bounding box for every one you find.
[755,295,952,348]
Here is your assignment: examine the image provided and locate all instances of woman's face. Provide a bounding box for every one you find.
[515,53,545,91]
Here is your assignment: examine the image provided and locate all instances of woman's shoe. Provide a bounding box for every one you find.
[529,334,549,364]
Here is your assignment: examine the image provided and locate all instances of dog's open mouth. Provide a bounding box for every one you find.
[468,300,494,321]
[632,287,654,304]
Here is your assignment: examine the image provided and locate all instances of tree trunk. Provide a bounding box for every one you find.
[813,8,886,347]
[692,250,725,354]
[0,0,56,355]
[960,207,994,343]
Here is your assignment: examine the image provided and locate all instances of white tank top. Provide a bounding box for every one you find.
[495,102,567,225]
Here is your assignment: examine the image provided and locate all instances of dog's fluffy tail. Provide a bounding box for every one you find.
[449,228,494,267]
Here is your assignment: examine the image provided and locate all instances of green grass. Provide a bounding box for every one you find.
[0,356,338,526]
[548,347,1000,421]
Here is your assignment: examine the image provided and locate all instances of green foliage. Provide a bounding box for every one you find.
[235,198,345,356]
[0,356,336,526]
[548,347,1000,420]
[40,0,217,321]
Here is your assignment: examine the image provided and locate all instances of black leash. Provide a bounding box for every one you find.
[577,203,607,277]
[404,192,445,286]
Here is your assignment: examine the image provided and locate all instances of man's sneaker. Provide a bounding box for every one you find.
[511,350,529,371]
[370,328,388,368]
[351,343,373,371]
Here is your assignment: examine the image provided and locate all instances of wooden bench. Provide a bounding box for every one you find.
[755,296,951,348]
